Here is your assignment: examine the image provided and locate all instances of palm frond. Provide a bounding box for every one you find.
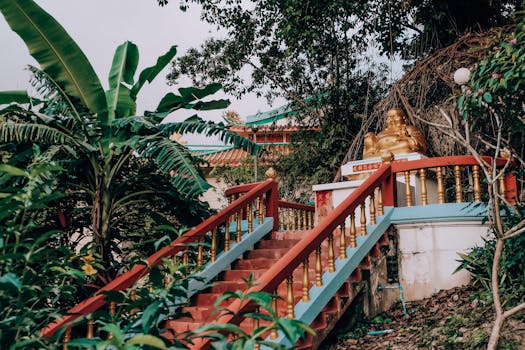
[158,116,263,156]
[0,122,94,153]
[28,65,99,140]
[112,116,156,132]
[133,136,210,196]
[0,0,107,116]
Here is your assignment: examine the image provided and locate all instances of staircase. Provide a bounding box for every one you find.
[41,156,517,349]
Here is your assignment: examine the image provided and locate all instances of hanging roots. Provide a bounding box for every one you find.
[341,25,515,168]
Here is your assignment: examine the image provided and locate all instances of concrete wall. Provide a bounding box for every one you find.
[396,221,489,301]
[200,176,229,210]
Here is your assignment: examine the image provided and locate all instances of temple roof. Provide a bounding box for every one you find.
[191,143,290,167]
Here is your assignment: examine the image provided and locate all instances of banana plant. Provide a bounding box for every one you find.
[0,0,259,269]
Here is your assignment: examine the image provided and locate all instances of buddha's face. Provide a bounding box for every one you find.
[386,109,406,128]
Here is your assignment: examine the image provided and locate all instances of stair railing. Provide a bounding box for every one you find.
[190,163,393,349]
[41,179,279,342]
[191,155,517,349]
[389,155,517,206]
[225,183,315,231]
[277,201,315,231]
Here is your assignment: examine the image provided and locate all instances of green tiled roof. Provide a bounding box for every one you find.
[245,92,328,126]
[245,104,298,126]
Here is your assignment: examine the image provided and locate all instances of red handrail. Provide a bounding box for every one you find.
[41,179,278,338]
[390,155,508,173]
[224,182,264,196]
[277,200,314,211]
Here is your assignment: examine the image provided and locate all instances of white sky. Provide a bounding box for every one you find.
[0,0,280,144]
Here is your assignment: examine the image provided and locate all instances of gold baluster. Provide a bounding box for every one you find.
[109,301,116,315]
[404,171,412,207]
[302,210,307,230]
[315,247,322,287]
[248,203,253,232]
[254,307,261,350]
[279,208,284,230]
[197,238,204,267]
[108,302,116,339]
[437,166,445,204]
[224,220,230,252]
[377,187,384,216]
[258,196,265,224]
[454,165,463,203]
[328,233,335,273]
[211,227,217,262]
[308,211,313,229]
[499,174,506,198]
[287,208,292,230]
[473,165,481,202]
[270,293,278,339]
[420,168,428,205]
[302,259,310,302]
[360,203,367,236]
[182,250,189,265]
[349,213,357,248]
[236,208,242,243]
[340,221,347,259]
[63,327,71,350]
[291,209,296,231]
[130,289,139,315]
[87,319,94,338]
[370,193,376,225]
[286,276,295,319]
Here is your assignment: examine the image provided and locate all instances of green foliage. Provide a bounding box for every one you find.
[0,0,259,273]
[458,10,525,153]
[190,276,315,349]
[61,273,314,349]
[456,230,525,307]
[0,153,85,347]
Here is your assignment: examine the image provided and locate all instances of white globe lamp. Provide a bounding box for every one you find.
[453,68,471,85]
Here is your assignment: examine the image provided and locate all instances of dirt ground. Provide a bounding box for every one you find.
[322,285,525,350]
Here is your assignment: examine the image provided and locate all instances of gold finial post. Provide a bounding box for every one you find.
[265,167,278,180]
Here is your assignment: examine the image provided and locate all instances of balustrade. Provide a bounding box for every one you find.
[47,156,517,348]
[44,179,279,346]
[391,157,514,207]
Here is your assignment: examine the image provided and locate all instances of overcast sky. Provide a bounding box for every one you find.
[0,0,279,143]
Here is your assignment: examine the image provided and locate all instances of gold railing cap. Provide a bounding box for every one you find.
[265,167,278,180]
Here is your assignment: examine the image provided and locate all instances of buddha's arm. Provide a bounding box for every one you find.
[405,126,427,151]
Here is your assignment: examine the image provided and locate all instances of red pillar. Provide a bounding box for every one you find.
[381,165,396,207]
[504,173,517,204]
[265,181,280,231]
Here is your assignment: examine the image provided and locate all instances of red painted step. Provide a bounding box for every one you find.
[256,239,300,249]
[245,248,291,259]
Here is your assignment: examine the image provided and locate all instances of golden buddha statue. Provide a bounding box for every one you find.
[363,108,427,159]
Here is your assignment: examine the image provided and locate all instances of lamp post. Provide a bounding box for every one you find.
[252,126,259,181]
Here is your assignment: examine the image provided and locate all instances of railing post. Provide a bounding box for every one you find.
[381,165,395,207]
[265,167,280,231]
[504,173,517,204]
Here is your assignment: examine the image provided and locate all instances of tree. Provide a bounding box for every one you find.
[428,10,524,348]
[0,0,259,272]
[161,0,517,186]
[170,0,389,181]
